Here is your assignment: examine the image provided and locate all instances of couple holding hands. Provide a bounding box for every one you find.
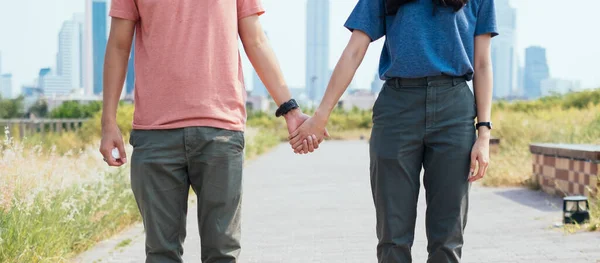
[100,0,497,262]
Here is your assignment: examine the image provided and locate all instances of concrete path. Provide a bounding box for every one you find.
[75,141,600,263]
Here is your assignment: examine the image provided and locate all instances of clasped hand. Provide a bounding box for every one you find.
[284,109,329,154]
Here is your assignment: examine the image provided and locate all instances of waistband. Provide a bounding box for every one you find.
[388,75,467,87]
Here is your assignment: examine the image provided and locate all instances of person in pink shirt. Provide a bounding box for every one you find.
[100,0,324,261]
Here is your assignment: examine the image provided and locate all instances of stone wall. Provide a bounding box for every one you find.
[530,143,599,197]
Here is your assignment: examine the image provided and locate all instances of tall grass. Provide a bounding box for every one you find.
[483,105,600,187]
[0,120,281,262]
[0,128,139,262]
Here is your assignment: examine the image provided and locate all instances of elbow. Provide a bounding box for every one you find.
[345,44,368,64]
[474,60,492,74]
[242,34,267,53]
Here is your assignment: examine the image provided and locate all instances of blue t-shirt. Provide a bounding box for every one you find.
[345,0,499,81]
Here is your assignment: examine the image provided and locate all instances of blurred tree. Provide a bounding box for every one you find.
[50,101,103,119]
[27,99,49,118]
[0,96,25,119]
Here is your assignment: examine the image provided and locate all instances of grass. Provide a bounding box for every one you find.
[0,122,280,262]
[0,127,139,262]
[115,238,132,249]
[2,90,600,262]
[482,105,600,187]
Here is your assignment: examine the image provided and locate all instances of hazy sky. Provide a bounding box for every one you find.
[1,0,599,91]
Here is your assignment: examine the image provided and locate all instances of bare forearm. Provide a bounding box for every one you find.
[315,32,369,121]
[244,34,291,106]
[473,64,493,137]
[101,45,129,126]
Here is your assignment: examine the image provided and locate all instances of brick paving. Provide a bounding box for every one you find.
[75,141,600,263]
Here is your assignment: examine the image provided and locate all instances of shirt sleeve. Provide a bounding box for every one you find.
[237,0,265,20]
[475,0,499,37]
[344,0,386,42]
[109,0,140,21]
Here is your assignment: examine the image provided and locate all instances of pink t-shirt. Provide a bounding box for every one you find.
[110,0,265,131]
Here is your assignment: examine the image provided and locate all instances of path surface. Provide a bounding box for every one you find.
[75,141,600,263]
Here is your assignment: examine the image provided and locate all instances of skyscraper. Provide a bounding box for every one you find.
[92,0,108,95]
[524,46,550,99]
[126,39,135,95]
[57,15,84,91]
[0,74,14,99]
[491,0,517,99]
[306,0,330,103]
[83,0,94,95]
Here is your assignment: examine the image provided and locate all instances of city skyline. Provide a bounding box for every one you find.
[1,0,599,97]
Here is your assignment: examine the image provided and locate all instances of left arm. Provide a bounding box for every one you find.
[239,15,322,153]
[289,30,372,151]
[469,34,494,182]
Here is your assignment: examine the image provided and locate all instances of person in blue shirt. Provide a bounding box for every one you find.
[290,0,498,262]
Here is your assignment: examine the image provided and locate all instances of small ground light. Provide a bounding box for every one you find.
[563,196,590,224]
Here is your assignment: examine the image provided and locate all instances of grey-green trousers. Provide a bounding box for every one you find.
[129,127,244,263]
[370,76,476,263]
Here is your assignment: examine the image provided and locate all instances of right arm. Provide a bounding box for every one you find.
[99,17,136,166]
[315,30,371,124]
[289,30,371,150]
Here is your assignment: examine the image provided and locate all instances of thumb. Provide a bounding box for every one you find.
[324,128,330,138]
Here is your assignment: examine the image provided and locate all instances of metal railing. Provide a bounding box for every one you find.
[0,119,88,139]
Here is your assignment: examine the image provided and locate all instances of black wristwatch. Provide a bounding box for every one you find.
[275,99,299,117]
[476,122,493,130]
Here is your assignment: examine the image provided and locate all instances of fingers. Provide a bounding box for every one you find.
[302,139,308,154]
[324,129,330,138]
[291,137,305,150]
[312,135,319,149]
[117,140,128,164]
[307,135,315,152]
[469,153,477,177]
[468,154,489,182]
[294,143,304,154]
[288,129,300,141]
[100,144,120,167]
[290,134,303,147]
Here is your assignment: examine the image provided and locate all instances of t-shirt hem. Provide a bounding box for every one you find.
[344,22,383,42]
[238,6,265,20]
[475,28,499,37]
[109,10,139,21]
[132,120,245,132]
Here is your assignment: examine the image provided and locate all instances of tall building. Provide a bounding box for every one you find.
[0,74,15,99]
[126,39,135,95]
[41,74,73,97]
[83,0,94,95]
[540,79,581,97]
[370,73,385,95]
[524,46,550,99]
[306,0,330,103]
[92,0,108,95]
[491,0,517,99]
[57,15,84,91]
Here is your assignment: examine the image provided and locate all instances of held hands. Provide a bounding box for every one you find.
[288,112,329,154]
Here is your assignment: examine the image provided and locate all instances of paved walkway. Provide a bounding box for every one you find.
[75,141,600,263]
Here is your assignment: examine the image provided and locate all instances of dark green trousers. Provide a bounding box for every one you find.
[370,76,476,263]
[129,127,244,263]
